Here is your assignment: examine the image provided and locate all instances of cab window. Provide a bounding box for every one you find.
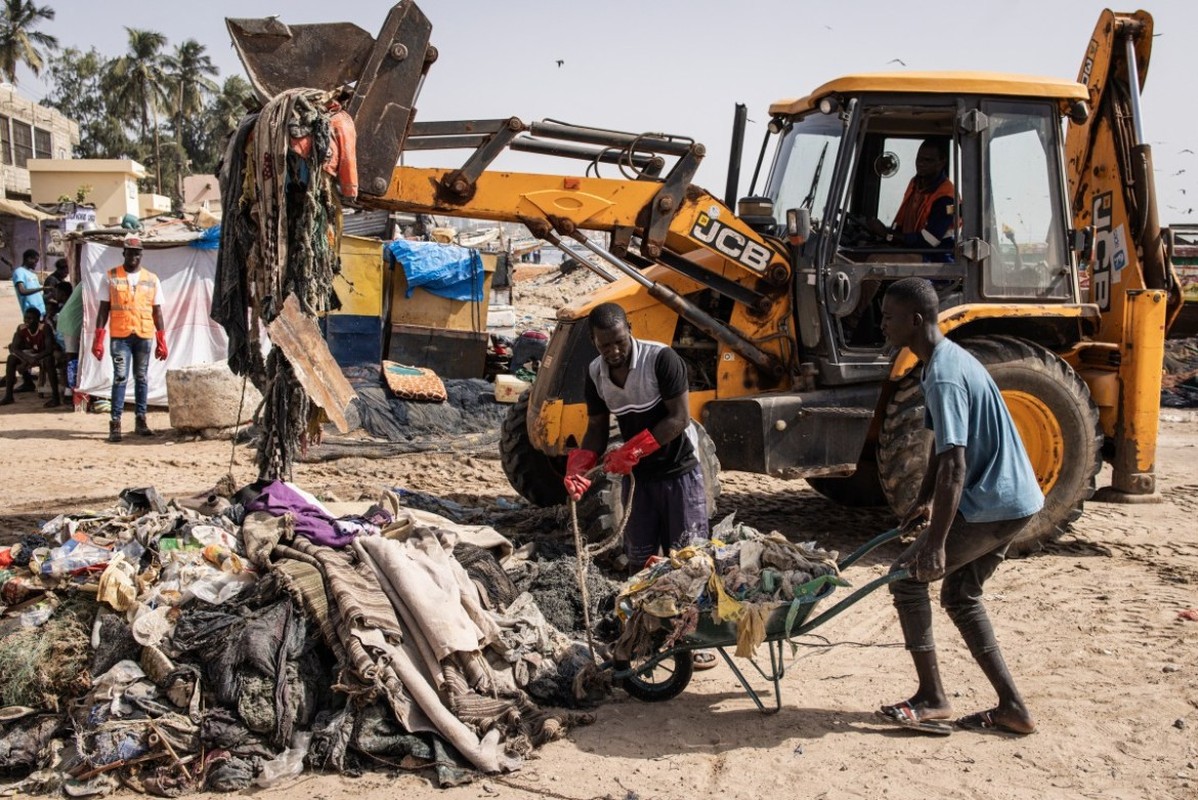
[982,102,1070,299]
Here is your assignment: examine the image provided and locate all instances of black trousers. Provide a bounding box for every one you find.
[889,514,1033,658]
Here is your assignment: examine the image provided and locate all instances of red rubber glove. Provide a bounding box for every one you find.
[154,330,168,361]
[563,448,598,502]
[603,429,662,475]
[91,327,106,361]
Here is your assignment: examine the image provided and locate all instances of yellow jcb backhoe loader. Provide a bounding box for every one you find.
[227,4,1182,554]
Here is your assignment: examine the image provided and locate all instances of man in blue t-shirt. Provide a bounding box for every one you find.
[875,277,1043,737]
[11,249,46,316]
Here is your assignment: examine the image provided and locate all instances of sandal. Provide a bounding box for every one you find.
[954,709,1034,736]
[692,649,719,671]
[875,701,953,736]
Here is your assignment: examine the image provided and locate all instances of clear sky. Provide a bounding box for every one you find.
[15,0,1198,222]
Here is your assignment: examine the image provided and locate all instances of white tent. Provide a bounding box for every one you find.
[78,239,228,407]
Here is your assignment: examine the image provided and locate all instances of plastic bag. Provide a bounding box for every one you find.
[41,536,113,577]
[18,599,56,628]
[254,732,312,788]
[131,604,173,647]
[96,554,138,611]
[189,525,242,553]
[184,568,255,605]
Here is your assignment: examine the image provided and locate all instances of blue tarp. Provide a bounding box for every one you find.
[385,239,484,302]
[189,226,221,250]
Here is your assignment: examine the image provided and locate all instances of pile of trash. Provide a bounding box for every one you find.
[613,516,844,660]
[0,482,601,795]
[1163,337,1198,408]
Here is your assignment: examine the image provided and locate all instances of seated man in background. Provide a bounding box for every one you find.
[866,137,956,258]
[1,307,60,407]
[844,138,957,344]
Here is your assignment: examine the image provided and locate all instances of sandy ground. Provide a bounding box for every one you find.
[2,285,1197,799]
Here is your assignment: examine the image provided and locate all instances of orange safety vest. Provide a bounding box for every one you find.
[893,176,956,236]
[107,266,159,338]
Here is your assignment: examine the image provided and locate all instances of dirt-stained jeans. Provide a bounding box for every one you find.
[889,514,1033,658]
[110,334,152,420]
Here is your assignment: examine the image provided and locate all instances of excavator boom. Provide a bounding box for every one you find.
[1064,9,1178,498]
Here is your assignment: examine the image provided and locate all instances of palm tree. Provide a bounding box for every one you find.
[208,75,252,137]
[163,39,218,197]
[0,0,58,84]
[207,76,250,143]
[164,39,218,138]
[106,28,169,192]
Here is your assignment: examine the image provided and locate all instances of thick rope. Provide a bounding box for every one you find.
[569,468,636,661]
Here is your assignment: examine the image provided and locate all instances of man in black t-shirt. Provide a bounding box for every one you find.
[564,303,708,572]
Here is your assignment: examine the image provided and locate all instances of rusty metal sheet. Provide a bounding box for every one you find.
[267,295,358,433]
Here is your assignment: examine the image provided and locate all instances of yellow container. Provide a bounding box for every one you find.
[334,235,384,317]
[387,250,496,332]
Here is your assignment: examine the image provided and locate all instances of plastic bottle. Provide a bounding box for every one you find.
[201,544,244,574]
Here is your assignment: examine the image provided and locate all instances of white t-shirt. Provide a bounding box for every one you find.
[100,268,166,307]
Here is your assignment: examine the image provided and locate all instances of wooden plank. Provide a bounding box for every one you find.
[267,294,358,433]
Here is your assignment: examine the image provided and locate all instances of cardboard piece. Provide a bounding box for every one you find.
[266,295,359,433]
[493,374,531,404]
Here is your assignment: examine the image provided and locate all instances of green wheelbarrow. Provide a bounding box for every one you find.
[610,528,910,714]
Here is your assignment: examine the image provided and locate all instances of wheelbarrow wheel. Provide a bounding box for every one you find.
[614,650,695,702]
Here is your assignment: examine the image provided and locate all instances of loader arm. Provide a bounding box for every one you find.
[227,2,796,381]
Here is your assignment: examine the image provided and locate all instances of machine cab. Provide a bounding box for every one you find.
[764,73,1086,385]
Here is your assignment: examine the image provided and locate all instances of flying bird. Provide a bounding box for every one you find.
[556,59,564,68]
[1180,148,1194,155]
[887,58,906,66]
[1174,169,1187,176]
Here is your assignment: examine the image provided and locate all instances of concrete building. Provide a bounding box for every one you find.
[0,83,79,199]
[182,174,221,215]
[27,159,146,226]
[139,192,171,219]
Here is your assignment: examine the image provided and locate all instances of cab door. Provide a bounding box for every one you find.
[818,99,967,384]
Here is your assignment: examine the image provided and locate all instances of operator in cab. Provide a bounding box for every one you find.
[866,137,955,258]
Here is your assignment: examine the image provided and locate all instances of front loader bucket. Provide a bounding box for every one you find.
[226,16,375,102]
[226,1,435,197]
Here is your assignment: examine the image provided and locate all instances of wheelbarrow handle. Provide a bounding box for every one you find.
[837,527,905,571]
[787,567,911,638]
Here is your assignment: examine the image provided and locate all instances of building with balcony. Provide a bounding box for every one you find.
[0,83,79,200]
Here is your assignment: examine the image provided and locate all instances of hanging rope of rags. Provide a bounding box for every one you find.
[219,88,343,480]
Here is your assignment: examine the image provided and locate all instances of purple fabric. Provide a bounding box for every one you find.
[244,481,353,548]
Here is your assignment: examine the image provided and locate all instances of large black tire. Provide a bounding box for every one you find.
[584,423,723,545]
[614,650,694,702]
[877,336,1102,556]
[499,391,567,507]
[806,456,888,507]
